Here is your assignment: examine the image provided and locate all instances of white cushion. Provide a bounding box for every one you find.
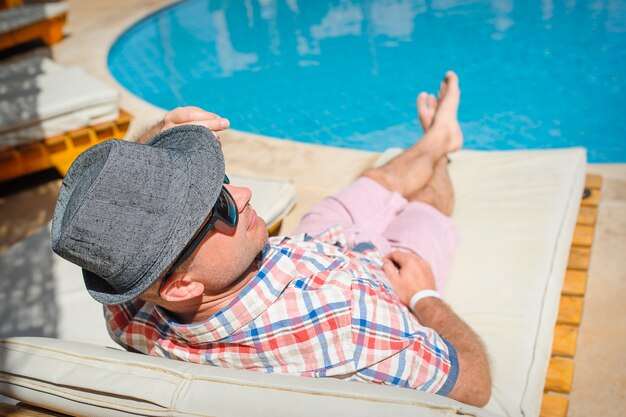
[447,148,586,416]
[372,147,584,416]
[0,66,119,149]
[0,337,495,417]
[230,174,296,228]
[0,56,62,82]
[0,148,586,416]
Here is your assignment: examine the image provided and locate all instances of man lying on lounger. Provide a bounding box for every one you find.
[51,71,491,406]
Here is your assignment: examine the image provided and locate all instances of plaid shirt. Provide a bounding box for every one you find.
[105,226,458,395]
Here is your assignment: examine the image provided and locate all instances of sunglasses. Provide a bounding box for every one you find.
[158,175,238,297]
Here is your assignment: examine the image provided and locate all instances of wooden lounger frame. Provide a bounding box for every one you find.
[0,110,132,183]
[0,5,66,50]
[0,0,22,10]
[0,403,66,417]
[540,174,602,417]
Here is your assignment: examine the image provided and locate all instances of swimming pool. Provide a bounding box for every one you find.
[108,0,626,162]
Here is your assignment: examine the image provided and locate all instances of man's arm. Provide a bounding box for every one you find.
[134,106,231,144]
[383,251,492,407]
[135,120,164,144]
[411,297,491,406]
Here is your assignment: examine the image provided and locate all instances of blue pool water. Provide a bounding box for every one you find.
[109,0,626,162]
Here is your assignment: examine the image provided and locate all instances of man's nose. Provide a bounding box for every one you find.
[225,184,252,212]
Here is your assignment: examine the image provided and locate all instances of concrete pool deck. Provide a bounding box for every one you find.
[1,0,624,415]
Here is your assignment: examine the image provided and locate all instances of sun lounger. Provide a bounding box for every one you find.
[0,56,120,148]
[0,2,67,51]
[0,56,125,182]
[0,148,587,417]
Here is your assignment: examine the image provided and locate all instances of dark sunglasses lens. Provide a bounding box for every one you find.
[214,188,238,226]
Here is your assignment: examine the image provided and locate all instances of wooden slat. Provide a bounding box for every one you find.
[562,269,587,296]
[545,357,575,393]
[585,174,603,190]
[572,224,594,247]
[581,188,601,207]
[541,173,602,415]
[0,14,66,51]
[568,246,590,270]
[576,206,598,226]
[540,393,569,417]
[268,219,283,236]
[0,0,23,10]
[1,111,133,183]
[552,325,578,357]
[557,296,584,325]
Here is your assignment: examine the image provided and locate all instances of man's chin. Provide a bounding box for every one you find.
[260,223,269,242]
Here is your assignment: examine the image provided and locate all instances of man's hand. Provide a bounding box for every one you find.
[134,107,231,144]
[162,106,230,138]
[382,251,436,307]
[383,250,492,407]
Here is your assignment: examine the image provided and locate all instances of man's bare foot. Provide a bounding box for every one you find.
[361,71,462,198]
[430,71,463,153]
[416,71,463,152]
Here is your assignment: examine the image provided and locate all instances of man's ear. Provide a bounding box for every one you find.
[159,275,205,302]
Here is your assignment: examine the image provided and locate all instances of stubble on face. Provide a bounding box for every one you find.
[193,207,269,294]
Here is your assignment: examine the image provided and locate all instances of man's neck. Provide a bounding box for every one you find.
[169,261,260,324]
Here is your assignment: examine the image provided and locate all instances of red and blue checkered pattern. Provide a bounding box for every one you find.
[105,226,458,395]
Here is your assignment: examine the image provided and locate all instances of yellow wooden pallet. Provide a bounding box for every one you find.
[0,7,66,50]
[540,174,602,417]
[0,111,132,183]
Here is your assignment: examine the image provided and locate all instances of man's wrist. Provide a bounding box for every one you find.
[135,121,165,144]
[409,289,442,312]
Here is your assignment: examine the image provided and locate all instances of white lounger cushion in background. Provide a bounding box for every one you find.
[0,2,68,36]
[0,149,586,417]
[230,174,296,229]
[0,62,119,149]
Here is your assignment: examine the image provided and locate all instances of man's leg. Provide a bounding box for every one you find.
[380,75,459,292]
[383,158,458,292]
[411,156,454,216]
[294,72,462,253]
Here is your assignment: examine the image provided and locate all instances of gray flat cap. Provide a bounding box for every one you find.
[51,125,224,305]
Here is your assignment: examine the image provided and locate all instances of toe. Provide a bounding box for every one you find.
[417,92,428,111]
[428,94,438,110]
[445,70,459,87]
